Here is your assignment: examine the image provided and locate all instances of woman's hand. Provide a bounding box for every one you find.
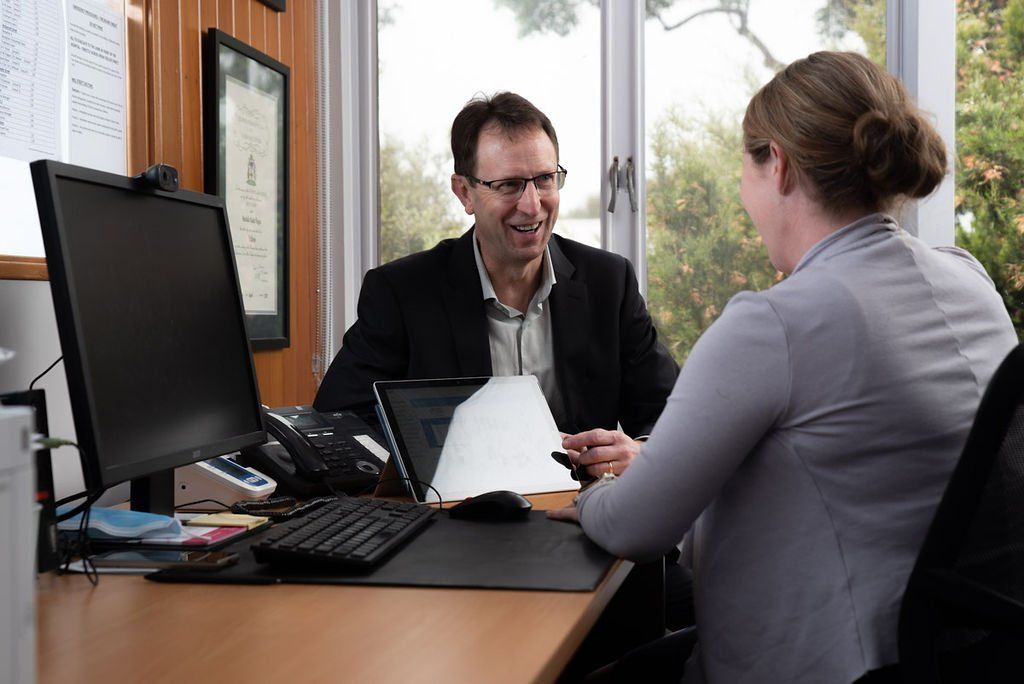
[546,504,580,523]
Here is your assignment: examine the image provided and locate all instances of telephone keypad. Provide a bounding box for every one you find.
[311,437,370,477]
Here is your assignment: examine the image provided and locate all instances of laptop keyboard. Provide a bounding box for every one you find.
[251,497,436,569]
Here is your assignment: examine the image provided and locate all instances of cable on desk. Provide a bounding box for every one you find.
[37,440,94,523]
[356,477,445,510]
[175,498,231,511]
[58,489,103,586]
[230,495,298,513]
[231,495,337,521]
[220,479,443,523]
[174,495,328,520]
[37,438,101,585]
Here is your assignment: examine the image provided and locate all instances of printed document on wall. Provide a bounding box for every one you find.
[66,0,126,173]
[0,0,126,258]
[0,0,64,163]
[0,0,65,258]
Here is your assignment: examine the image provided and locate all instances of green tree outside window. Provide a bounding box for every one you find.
[377,0,1023,365]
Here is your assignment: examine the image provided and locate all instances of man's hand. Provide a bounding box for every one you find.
[561,428,643,478]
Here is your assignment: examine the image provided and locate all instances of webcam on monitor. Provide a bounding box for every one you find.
[133,163,180,192]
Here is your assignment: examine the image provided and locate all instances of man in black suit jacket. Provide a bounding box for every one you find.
[315,92,678,477]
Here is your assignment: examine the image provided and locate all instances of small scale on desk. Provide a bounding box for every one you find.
[174,456,277,510]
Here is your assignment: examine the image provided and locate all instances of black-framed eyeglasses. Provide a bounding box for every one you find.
[465,165,567,200]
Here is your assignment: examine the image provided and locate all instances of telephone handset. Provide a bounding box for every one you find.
[238,406,389,498]
[263,412,330,478]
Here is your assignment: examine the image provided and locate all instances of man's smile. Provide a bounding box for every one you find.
[510,222,541,233]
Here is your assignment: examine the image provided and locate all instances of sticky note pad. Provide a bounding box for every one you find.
[184,513,269,529]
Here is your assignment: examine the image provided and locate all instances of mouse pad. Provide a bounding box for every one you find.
[148,511,617,592]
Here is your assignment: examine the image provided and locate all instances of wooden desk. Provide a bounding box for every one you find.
[36,493,654,683]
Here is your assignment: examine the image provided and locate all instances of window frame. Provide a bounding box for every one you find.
[322,0,956,354]
[603,1,648,295]
[322,0,379,358]
[887,0,956,246]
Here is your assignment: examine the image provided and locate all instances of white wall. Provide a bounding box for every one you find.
[0,279,83,499]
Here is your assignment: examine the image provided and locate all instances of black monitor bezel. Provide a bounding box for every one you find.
[31,159,267,492]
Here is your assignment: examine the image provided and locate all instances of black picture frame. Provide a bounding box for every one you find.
[256,0,285,11]
[204,29,290,350]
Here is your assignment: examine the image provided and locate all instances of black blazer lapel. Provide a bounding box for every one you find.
[548,237,589,431]
[442,228,492,377]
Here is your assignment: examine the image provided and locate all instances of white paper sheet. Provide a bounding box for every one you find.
[424,376,574,501]
[0,0,127,258]
[66,0,126,172]
[0,0,64,163]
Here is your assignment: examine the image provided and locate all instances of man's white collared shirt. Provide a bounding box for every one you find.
[473,236,566,427]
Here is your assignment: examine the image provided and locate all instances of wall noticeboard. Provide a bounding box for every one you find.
[0,0,127,263]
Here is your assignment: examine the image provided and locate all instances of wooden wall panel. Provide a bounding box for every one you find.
[180,3,204,186]
[251,3,267,52]
[290,0,316,404]
[126,0,150,171]
[0,0,319,407]
[153,1,185,177]
[218,0,234,35]
[0,256,47,280]
[134,0,320,407]
[235,0,251,42]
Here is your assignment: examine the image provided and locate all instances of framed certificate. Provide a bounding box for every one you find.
[204,29,290,350]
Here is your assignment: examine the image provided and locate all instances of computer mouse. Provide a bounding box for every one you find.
[447,490,533,522]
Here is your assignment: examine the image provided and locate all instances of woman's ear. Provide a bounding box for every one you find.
[769,142,796,196]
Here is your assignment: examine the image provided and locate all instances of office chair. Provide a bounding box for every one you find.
[898,343,1024,683]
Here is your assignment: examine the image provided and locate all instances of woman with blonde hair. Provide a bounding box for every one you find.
[554,51,1017,682]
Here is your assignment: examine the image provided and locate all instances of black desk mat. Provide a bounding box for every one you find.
[148,511,616,592]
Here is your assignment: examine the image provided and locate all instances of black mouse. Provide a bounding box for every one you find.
[447,490,532,522]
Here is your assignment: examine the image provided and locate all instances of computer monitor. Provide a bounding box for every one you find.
[31,160,266,516]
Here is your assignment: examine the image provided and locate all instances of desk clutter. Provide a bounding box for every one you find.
[58,506,184,540]
[58,506,269,550]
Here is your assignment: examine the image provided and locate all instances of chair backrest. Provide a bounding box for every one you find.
[899,342,1024,679]
[916,343,1024,594]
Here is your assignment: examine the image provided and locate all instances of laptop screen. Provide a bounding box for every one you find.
[373,377,572,503]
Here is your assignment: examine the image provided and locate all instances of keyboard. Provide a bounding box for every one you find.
[252,497,436,569]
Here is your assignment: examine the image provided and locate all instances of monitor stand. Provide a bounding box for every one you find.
[130,470,174,517]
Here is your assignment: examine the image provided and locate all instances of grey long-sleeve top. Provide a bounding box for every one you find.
[576,214,1018,684]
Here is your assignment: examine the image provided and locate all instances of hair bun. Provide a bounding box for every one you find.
[852,108,946,201]
[742,52,947,215]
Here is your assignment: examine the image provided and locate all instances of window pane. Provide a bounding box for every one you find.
[644,1,886,363]
[954,1,1024,337]
[377,1,601,265]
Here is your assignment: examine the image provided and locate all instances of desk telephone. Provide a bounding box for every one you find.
[239,406,389,498]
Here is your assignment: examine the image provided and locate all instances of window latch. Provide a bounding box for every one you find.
[606,156,619,213]
[625,157,637,213]
[607,156,638,213]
